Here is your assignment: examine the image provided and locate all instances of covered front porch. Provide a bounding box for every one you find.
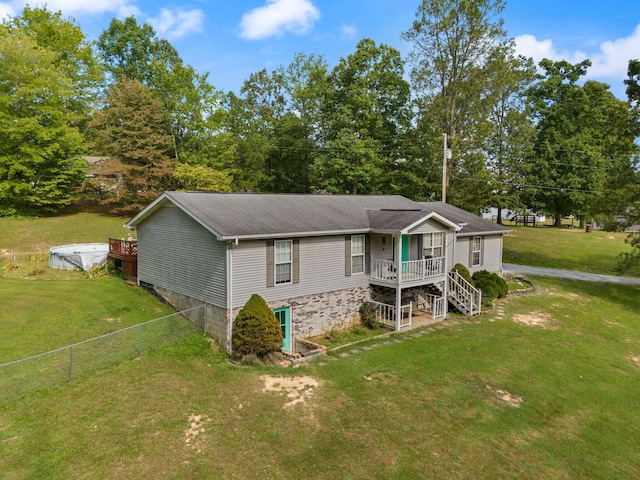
[363,210,470,330]
[368,284,447,331]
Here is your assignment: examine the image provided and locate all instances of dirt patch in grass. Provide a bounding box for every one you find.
[364,371,397,384]
[184,414,210,453]
[261,375,320,408]
[487,386,524,407]
[629,355,640,369]
[546,288,589,302]
[512,310,553,328]
[603,319,622,327]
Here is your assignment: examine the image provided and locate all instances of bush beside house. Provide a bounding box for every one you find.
[472,270,508,304]
[232,294,283,358]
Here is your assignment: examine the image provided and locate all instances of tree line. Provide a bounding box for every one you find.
[1,0,639,236]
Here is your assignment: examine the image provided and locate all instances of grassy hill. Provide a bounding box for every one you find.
[503,224,640,277]
[1,213,640,478]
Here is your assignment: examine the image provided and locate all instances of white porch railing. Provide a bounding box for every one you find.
[369,300,413,330]
[433,296,445,318]
[447,271,482,316]
[418,293,446,319]
[370,259,396,281]
[370,257,445,284]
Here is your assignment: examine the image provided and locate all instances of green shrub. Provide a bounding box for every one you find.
[472,270,508,304]
[232,294,283,357]
[359,301,378,329]
[452,263,474,286]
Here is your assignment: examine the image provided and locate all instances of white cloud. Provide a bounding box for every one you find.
[0,2,17,20]
[514,34,587,65]
[590,24,640,77]
[0,0,140,18]
[340,24,357,39]
[149,8,204,40]
[514,24,640,83]
[239,0,320,40]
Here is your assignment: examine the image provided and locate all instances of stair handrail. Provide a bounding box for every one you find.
[448,271,481,316]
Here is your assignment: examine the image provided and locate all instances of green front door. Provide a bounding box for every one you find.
[401,234,410,272]
[273,307,291,352]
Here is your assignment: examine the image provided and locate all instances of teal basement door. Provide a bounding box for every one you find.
[273,307,291,352]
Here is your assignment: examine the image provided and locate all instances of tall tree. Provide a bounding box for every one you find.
[0,28,86,215]
[402,0,507,210]
[527,59,637,227]
[96,17,223,165]
[314,38,411,194]
[6,6,104,125]
[277,53,329,192]
[89,78,175,212]
[216,54,328,193]
[616,59,640,273]
[484,44,536,223]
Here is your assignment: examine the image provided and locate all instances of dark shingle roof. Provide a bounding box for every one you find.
[420,202,511,236]
[127,192,509,239]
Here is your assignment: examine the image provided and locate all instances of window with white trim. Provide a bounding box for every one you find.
[423,232,444,258]
[351,235,365,274]
[275,240,292,284]
[472,236,482,266]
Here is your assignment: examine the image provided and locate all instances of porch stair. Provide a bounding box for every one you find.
[446,271,482,316]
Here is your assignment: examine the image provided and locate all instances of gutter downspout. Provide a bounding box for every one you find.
[226,240,236,354]
[395,233,402,331]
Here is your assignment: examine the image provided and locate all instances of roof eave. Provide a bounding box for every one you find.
[219,228,372,241]
[456,229,512,237]
[125,192,225,240]
[402,212,461,233]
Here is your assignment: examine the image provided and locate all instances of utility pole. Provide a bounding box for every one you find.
[442,133,451,203]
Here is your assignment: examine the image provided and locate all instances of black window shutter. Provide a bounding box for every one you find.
[345,235,352,276]
[266,240,275,287]
[365,235,371,274]
[292,239,300,284]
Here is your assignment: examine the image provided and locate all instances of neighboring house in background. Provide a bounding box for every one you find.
[82,156,122,193]
[611,212,640,232]
[125,192,510,354]
[482,207,546,225]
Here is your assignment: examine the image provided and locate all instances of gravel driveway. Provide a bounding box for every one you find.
[503,263,640,286]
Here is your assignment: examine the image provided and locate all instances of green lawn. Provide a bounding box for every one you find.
[2,212,640,478]
[0,276,176,363]
[1,277,639,478]
[0,211,131,252]
[503,224,640,276]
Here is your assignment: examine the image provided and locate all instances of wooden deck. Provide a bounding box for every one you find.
[108,238,137,259]
[107,237,137,280]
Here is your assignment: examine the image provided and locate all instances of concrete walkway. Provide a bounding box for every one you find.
[503,263,640,286]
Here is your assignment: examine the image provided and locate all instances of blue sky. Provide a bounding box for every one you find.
[2,0,640,98]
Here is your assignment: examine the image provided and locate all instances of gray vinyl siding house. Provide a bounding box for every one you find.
[126,192,510,354]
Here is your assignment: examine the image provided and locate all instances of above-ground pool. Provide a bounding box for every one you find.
[48,243,109,271]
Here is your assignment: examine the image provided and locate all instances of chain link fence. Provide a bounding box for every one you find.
[0,305,205,401]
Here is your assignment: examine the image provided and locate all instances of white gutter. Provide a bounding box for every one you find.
[226,240,235,354]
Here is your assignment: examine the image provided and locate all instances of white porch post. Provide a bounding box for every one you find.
[394,233,402,330]
[395,286,402,331]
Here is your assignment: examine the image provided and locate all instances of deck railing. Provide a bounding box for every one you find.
[369,300,413,330]
[418,293,446,319]
[370,257,444,284]
[108,237,137,257]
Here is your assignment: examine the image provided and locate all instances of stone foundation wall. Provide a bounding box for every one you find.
[287,285,370,338]
[147,285,228,350]
[231,286,371,344]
